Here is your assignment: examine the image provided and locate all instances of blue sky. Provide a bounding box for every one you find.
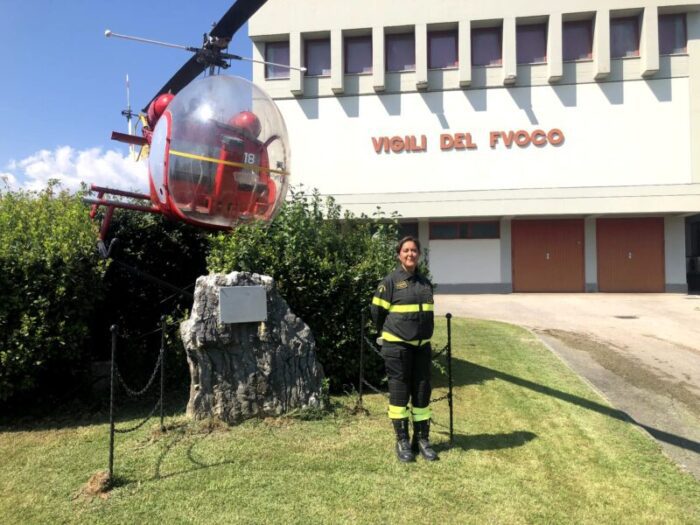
[0,0,254,191]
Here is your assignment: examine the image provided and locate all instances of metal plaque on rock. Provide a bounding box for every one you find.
[219,286,267,323]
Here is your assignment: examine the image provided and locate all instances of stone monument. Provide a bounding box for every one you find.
[180,272,326,423]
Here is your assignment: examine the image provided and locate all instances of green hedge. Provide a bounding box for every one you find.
[208,188,400,392]
[0,182,408,405]
[0,184,105,402]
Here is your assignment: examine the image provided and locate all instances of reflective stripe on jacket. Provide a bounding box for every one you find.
[370,266,434,343]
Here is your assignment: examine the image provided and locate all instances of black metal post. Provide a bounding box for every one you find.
[446,313,454,445]
[108,324,118,479]
[359,311,365,409]
[159,316,166,432]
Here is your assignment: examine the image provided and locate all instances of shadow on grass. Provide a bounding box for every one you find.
[0,391,189,433]
[436,357,700,455]
[150,427,238,482]
[102,423,239,488]
[433,430,537,453]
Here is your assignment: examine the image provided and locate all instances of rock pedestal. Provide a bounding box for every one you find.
[180,272,325,423]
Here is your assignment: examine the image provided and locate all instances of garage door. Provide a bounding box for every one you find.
[512,219,585,292]
[597,218,665,292]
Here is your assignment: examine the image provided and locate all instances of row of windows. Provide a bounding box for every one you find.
[265,13,687,79]
[397,222,501,240]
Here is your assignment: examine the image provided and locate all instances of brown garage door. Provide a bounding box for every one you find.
[597,218,665,292]
[512,219,585,292]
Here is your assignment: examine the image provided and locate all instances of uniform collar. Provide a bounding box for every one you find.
[394,265,417,280]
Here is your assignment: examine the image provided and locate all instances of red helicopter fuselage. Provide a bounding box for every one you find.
[86,88,283,242]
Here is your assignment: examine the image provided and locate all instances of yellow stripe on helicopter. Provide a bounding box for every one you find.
[169,149,289,176]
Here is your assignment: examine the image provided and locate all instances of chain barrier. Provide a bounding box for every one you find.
[431,345,448,359]
[358,311,454,445]
[108,317,168,479]
[114,348,164,397]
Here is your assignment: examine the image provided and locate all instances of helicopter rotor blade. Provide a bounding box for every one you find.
[210,0,267,40]
[141,0,268,113]
[142,54,203,112]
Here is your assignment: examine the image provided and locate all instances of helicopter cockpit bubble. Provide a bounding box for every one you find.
[148,75,290,229]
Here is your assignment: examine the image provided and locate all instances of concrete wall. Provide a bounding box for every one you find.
[272,79,690,198]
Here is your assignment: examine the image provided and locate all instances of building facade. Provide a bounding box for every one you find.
[250,0,700,293]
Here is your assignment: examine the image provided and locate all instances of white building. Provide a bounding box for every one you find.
[250,0,700,293]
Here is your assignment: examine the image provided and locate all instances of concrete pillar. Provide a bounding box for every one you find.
[594,9,611,80]
[459,19,472,87]
[548,13,563,82]
[585,217,598,292]
[665,216,688,292]
[252,41,265,84]
[641,6,660,77]
[502,17,517,85]
[418,219,430,266]
[688,12,700,183]
[331,29,344,94]
[290,32,303,96]
[373,26,385,92]
[500,218,513,291]
[416,23,428,90]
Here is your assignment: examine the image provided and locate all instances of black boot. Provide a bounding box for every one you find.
[392,419,415,463]
[412,420,439,461]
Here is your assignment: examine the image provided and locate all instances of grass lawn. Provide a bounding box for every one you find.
[1,318,698,524]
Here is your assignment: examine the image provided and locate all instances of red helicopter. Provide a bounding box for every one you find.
[84,0,296,258]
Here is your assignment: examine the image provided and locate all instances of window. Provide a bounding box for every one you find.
[563,20,593,61]
[265,41,290,79]
[659,14,687,55]
[386,32,415,71]
[430,223,459,239]
[468,222,500,239]
[472,27,502,66]
[611,16,640,58]
[345,35,372,74]
[428,30,458,69]
[398,222,419,239]
[517,23,547,64]
[430,221,500,240]
[305,38,331,76]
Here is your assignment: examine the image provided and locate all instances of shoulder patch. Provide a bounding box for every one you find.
[377,284,386,293]
[395,280,408,290]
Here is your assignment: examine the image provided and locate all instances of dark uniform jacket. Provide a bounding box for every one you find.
[371,266,434,345]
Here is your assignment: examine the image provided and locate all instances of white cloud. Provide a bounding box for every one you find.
[2,146,149,193]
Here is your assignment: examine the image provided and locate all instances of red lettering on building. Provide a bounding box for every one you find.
[531,129,547,146]
[390,136,404,153]
[440,134,454,150]
[372,136,387,153]
[373,128,564,153]
[548,128,565,145]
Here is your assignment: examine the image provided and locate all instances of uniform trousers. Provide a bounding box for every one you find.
[382,341,432,410]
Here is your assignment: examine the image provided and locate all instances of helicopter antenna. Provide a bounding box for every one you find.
[122,74,136,160]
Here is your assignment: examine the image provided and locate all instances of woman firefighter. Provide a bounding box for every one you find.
[371,236,438,462]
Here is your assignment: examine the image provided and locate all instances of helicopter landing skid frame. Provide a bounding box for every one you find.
[84,184,161,258]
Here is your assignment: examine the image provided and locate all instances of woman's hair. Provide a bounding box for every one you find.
[396,235,421,254]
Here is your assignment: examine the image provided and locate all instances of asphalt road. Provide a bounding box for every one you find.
[435,293,700,480]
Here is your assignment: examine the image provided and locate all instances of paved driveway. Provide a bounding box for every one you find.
[435,293,700,479]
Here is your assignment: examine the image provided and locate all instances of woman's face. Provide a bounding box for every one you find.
[398,241,420,272]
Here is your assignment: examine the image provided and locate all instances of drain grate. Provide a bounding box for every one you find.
[614,315,639,319]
